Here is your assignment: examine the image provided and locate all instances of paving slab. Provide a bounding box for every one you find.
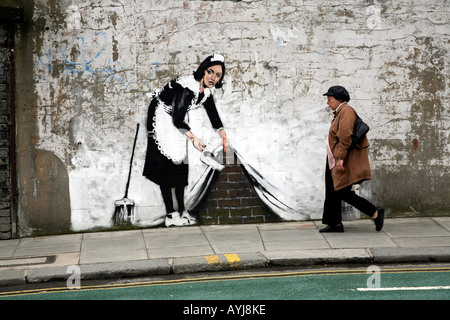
[322,233,398,249]
[13,234,82,257]
[392,236,450,248]
[260,228,330,250]
[382,218,450,238]
[80,230,148,264]
[432,217,450,231]
[143,227,215,258]
[202,225,265,254]
[0,239,20,259]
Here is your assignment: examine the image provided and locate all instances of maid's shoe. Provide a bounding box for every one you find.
[182,211,197,225]
[165,212,188,227]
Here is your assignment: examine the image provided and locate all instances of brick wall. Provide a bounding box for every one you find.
[195,150,281,225]
[0,24,11,239]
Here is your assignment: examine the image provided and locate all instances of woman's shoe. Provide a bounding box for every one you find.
[374,207,385,231]
[319,223,344,233]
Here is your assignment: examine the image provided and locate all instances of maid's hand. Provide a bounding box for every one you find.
[192,136,205,151]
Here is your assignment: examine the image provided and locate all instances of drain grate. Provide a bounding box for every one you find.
[0,255,56,267]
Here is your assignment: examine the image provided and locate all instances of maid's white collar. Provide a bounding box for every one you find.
[177,75,211,98]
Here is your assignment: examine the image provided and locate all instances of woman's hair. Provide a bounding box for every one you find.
[193,54,226,89]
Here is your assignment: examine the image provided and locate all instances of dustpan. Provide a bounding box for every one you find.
[113,123,139,225]
[113,197,135,225]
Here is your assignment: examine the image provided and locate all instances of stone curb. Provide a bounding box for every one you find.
[263,249,373,266]
[370,247,450,264]
[26,259,170,283]
[172,252,268,274]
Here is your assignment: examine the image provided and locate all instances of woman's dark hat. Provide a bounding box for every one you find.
[323,85,350,102]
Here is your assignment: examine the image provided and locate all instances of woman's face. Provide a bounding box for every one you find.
[202,65,223,88]
[327,96,342,111]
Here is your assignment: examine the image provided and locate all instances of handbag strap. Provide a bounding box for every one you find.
[336,104,359,133]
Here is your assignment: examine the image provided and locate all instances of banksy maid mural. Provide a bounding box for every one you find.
[142,54,230,227]
[111,54,303,228]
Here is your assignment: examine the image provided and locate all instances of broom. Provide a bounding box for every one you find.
[113,123,140,225]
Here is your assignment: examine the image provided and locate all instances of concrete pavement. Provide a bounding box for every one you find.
[1,217,450,287]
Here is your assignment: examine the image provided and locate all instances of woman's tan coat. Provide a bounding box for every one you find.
[328,104,372,191]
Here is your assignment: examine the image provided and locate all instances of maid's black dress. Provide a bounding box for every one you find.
[143,75,224,187]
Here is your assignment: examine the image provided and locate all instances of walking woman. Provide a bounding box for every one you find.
[143,54,230,227]
[321,86,384,233]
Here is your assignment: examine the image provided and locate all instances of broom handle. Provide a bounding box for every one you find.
[124,123,140,198]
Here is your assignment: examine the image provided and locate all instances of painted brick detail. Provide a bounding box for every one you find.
[195,151,280,225]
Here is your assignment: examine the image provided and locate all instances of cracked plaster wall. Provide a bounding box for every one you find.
[15,0,449,235]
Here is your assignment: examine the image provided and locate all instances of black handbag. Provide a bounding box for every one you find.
[350,116,369,149]
[336,108,370,149]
